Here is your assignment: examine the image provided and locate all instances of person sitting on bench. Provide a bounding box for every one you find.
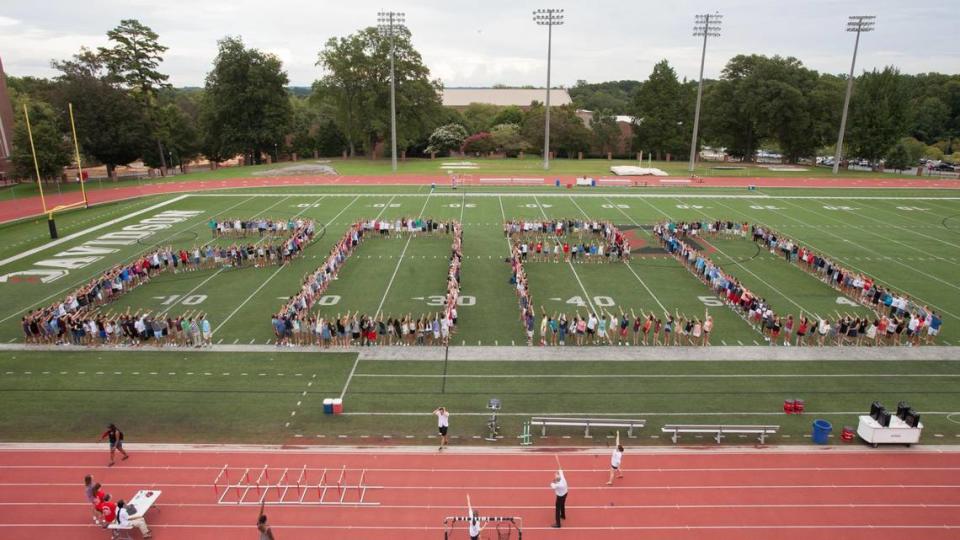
[117,499,152,538]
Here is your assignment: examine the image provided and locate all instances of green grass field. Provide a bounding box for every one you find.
[1,184,959,445]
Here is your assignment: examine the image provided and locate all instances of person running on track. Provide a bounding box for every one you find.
[99,424,128,466]
[434,407,450,450]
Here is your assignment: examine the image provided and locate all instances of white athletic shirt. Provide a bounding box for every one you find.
[469,518,481,536]
[611,450,623,468]
[436,411,449,428]
[550,471,568,496]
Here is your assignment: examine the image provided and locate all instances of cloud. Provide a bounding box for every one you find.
[0,0,956,88]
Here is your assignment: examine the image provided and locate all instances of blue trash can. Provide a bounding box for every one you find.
[590,178,596,187]
[323,398,334,415]
[812,419,832,444]
[555,179,561,187]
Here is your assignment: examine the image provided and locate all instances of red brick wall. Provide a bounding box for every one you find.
[0,56,15,176]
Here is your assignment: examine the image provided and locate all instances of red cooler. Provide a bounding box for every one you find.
[841,426,855,442]
[794,399,805,414]
[783,399,795,414]
[332,398,343,415]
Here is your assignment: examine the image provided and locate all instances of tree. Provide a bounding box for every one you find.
[50,51,150,178]
[489,123,528,156]
[98,19,171,170]
[570,79,641,113]
[911,96,950,143]
[491,106,524,127]
[847,67,910,164]
[462,132,495,154]
[631,60,690,159]
[203,36,293,164]
[591,112,623,156]
[460,103,501,134]
[11,100,70,181]
[315,26,443,158]
[425,123,468,155]
[885,141,911,172]
[899,137,926,164]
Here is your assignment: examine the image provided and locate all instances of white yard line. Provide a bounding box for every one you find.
[211,195,357,335]
[188,192,960,200]
[341,195,431,400]
[603,197,670,312]
[373,194,431,317]
[535,195,597,314]
[497,195,512,253]
[850,199,960,251]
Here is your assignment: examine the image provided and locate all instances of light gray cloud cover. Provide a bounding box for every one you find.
[0,0,956,88]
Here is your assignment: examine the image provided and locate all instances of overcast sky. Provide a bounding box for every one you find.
[0,0,956,89]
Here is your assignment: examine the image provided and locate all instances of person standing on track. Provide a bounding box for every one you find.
[550,467,568,528]
[99,423,128,466]
[607,445,625,485]
[468,510,485,540]
[257,501,276,539]
[434,406,450,450]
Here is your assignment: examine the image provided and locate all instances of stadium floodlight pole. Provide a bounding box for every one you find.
[533,8,563,171]
[832,15,875,175]
[689,12,721,174]
[378,11,406,173]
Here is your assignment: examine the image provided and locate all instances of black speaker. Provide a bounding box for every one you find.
[905,410,921,428]
[877,410,891,427]
[870,401,884,419]
[896,401,910,419]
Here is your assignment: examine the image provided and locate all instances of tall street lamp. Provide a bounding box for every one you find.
[378,11,406,173]
[533,8,563,171]
[689,12,721,174]
[832,15,875,175]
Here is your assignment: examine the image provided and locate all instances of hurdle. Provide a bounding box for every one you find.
[215,464,380,506]
[443,516,523,539]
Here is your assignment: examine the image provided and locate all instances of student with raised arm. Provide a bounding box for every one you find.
[550,466,568,528]
[468,509,485,540]
[257,500,275,540]
[607,443,625,485]
[433,406,450,450]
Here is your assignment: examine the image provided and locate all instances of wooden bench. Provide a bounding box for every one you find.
[530,417,646,438]
[661,424,780,444]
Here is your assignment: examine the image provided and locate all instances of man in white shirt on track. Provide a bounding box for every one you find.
[433,407,450,450]
[550,468,568,528]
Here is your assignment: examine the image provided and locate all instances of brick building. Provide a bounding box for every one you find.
[0,56,14,178]
[441,87,571,111]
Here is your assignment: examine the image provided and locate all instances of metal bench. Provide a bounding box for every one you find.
[661,424,780,444]
[530,417,646,438]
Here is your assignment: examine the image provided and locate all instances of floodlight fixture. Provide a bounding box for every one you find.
[532,8,564,170]
[377,11,406,173]
[688,12,722,173]
[832,15,876,175]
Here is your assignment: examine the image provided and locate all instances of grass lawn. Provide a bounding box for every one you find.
[1,350,958,446]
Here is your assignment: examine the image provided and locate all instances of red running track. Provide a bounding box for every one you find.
[0,446,959,539]
[2,173,958,224]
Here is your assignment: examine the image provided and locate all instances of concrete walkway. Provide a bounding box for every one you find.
[3,343,959,361]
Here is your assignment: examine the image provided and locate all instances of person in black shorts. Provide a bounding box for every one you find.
[99,423,128,466]
[433,407,450,450]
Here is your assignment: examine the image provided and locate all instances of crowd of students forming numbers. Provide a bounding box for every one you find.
[20,218,316,345]
[271,218,463,347]
[657,220,944,346]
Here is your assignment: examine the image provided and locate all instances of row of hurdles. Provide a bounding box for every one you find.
[213,464,380,506]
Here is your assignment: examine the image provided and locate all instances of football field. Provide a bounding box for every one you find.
[1,185,960,444]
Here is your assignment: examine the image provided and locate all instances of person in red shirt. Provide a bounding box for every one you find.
[98,493,117,526]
